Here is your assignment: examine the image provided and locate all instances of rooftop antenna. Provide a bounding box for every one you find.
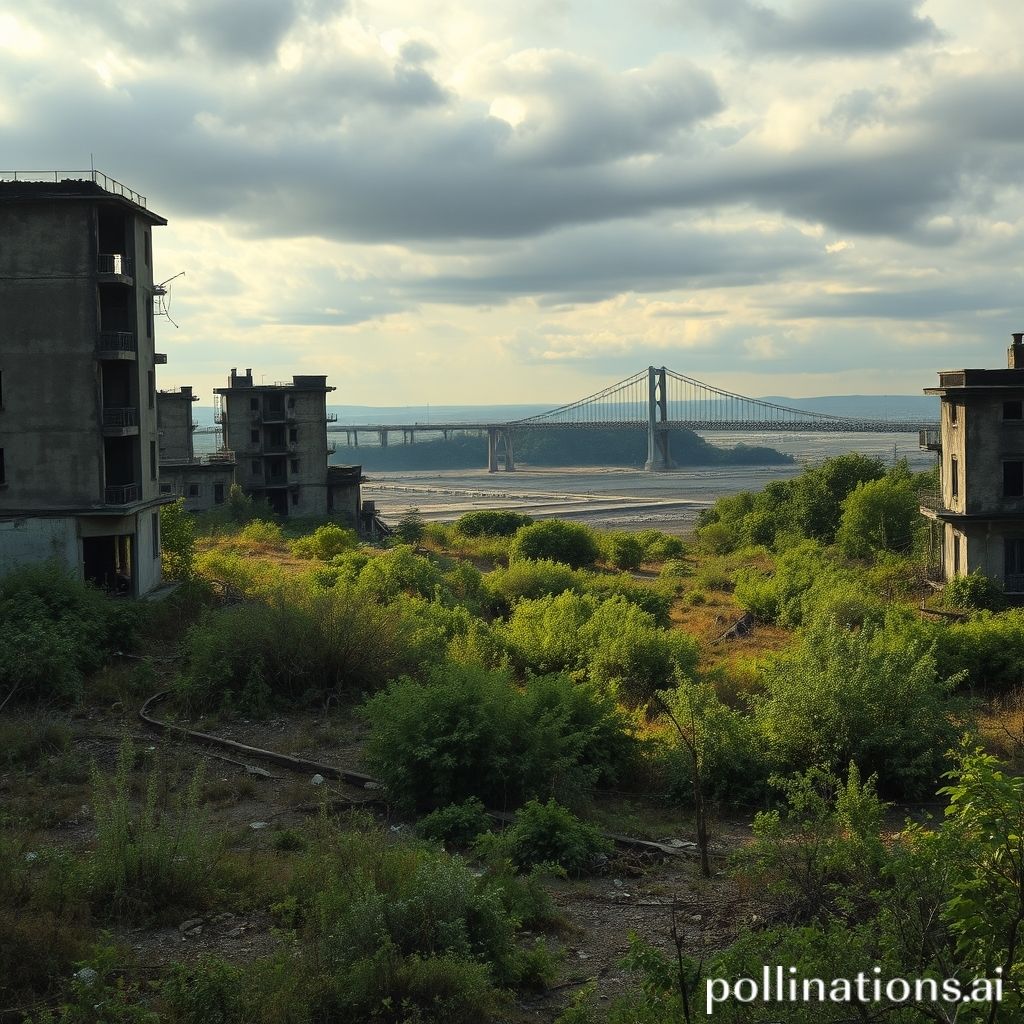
[154,271,185,328]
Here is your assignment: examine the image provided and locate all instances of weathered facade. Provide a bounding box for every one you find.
[214,369,341,518]
[920,334,1024,593]
[0,173,170,596]
[157,386,235,512]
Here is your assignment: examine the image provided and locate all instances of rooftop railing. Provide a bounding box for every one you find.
[1,169,147,207]
[103,407,138,428]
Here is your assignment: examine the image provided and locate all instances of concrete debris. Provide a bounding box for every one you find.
[249,821,269,830]
[310,773,325,786]
[178,918,203,933]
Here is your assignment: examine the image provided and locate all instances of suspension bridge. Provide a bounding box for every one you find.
[198,367,939,473]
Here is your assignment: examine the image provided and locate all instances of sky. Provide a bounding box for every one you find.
[2,0,1023,406]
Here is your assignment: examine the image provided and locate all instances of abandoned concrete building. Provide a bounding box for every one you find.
[214,369,362,521]
[0,171,170,596]
[920,333,1024,594]
[156,385,235,512]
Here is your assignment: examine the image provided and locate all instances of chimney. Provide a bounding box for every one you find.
[1010,333,1024,370]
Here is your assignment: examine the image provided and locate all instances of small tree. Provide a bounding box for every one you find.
[159,498,195,580]
[836,474,921,558]
[396,507,425,544]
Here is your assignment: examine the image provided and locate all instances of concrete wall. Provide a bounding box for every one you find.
[159,463,234,512]
[0,516,80,576]
[157,388,195,462]
[0,202,104,508]
[962,395,1024,516]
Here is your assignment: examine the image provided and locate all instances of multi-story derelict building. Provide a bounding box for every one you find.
[215,368,353,519]
[920,333,1024,594]
[156,385,235,512]
[0,170,170,596]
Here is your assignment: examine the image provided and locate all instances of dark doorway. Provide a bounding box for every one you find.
[267,490,288,516]
[83,534,133,594]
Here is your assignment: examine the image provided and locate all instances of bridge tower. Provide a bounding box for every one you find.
[644,366,672,472]
[487,427,516,473]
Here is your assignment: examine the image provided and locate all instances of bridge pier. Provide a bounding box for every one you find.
[379,429,388,447]
[487,427,516,472]
[644,366,673,472]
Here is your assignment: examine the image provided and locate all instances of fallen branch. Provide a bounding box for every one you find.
[138,691,380,790]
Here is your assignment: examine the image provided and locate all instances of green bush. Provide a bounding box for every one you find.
[485,559,580,610]
[0,563,137,703]
[363,664,634,811]
[279,817,554,1019]
[289,524,358,561]
[418,798,492,847]
[456,510,534,537]
[579,574,673,627]
[356,545,445,602]
[943,570,1006,611]
[738,764,888,921]
[753,618,963,798]
[634,529,686,561]
[653,678,769,807]
[603,533,644,570]
[499,592,699,705]
[509,520,601,569]
[235,519,285,549]
[176,587,419,711]
[89,738,219,922]
[836,473,921,558]
[395,507,425,544]
[160,498,196,580]
[482,799,611,875]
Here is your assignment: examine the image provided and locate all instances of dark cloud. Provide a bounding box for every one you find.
[682,0,940,55]
[23,0,335,63]
[405,220,824,304]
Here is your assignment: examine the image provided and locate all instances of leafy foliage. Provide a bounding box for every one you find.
[455,510,534,537]
[159,498,196,580]
[482,799,611,875]
[288,523,358,560]
[362,664,634,811]
[509,520,601,569]
[753,617,964,798]
[0,563,137,703]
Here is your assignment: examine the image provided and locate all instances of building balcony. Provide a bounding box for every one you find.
[105,482,141,505]
[97,331,137,359]
[96,253,133,280]
[102,407,139,435]
[326,413,338,423]
[919,428,941,452]
[155,353,167,365]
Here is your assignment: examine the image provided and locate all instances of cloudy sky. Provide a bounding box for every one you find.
[2,0,1023,405]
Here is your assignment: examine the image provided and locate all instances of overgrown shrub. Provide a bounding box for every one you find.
[160,498,196,580]
[176,587,419,711]
[836,473,921,558]
[603,533,644,570]
[356,545,445,602]
[456,510,534,537]
[753,618,964,797]
[395,507,425,544]
[499,592,699,704]
[485,559,580,610]
[634,529,686,561]
[0,563,137,703]
[653,678,769,807]
[418,798,492,847]
[277,816,555,1019]
[509,521,601,569]
[738,764,889,922]
[480,799,611,875]
[944,570,1006,612]
[89,739,219,922]
[289,524,358,561]
[362,664,634,811]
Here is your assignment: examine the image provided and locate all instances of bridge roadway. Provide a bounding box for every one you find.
[328,419,937,435]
